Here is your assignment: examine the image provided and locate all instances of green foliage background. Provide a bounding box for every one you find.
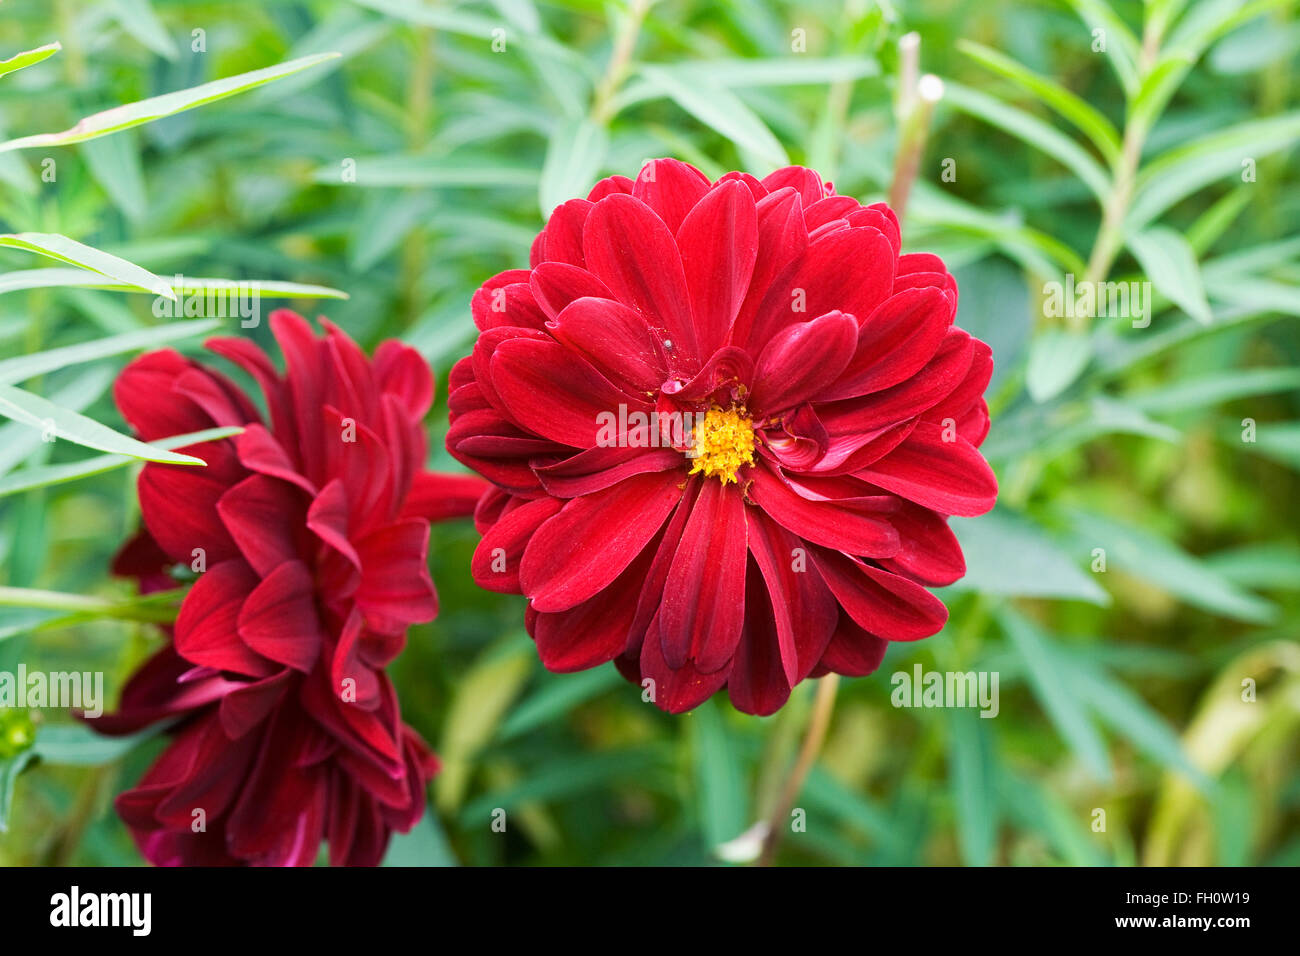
[0,0,1297,866]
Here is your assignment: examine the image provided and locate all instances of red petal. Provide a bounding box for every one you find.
[631,158,711,233]
[676,180,759,355]
[747,464,899,557]
[750,309,858,415]
[812,549,948,641]
[174,560,274,677]
[217,474,306,578]
[746,509,838,686]
[817,609,889,676]
[877,500,966,586]
[354,520,438,632]
[583,193,698,368]
[471,496,564,593]
[824,286,953,400]
[237,560,323,672]
[529,260,612,319]
[855,420,998,517]
[745,225,895,356]
[638,614,731,714]
[520,471,683,613]
[491,337,649,448]
[658,480,748,672]
[547,296,666,395]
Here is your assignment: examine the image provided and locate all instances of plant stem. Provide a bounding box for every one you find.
[590,0,652,124]
[1080,18,1165,313]
[0,586,182,623]
[758,673,840,865]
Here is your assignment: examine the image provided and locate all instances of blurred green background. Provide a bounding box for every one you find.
[0,0,1297,866]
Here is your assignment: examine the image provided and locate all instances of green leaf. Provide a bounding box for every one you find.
[498,667,622,742]
[0,270,349,300]
[1232,420,1300,470]
[539,117,608,218]
[31,724,155,766]
[1059,652,1210,788]
[949,508,1110,605]
[1205,543,1300,590]
[458,748,666,822]
[0,319,218,386]
[691,698,748,851]
[435,644,533,811]
[1128,367,1300,413]
[0,383,207,465]
[0,750,36,832]
[381,809,458,867]
[312,155,538,188]
[0,42,61,79]
[944,708,999,865]
[999,607,1112,780]
[1065,509,1277,623]
[108,0,179,60]
[1127,54,1194,143]
[1128,113,1300,231]
[0,426,242,497]
[0,369,111,477]
[1128,227,1212,324]
[0,52,341,153]
[940,80,1110,202]
[79,131,148,222]
[1062,0,1140,92]
[638,65,789,169]
[0,233,174,299]
[1025,329,1093,402]
[956,40,1121,165]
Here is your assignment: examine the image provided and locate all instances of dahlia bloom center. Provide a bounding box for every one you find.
[687,404,755,484]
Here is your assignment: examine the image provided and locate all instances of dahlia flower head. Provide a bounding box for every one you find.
[448,160,998,716]
[99,310,484,865]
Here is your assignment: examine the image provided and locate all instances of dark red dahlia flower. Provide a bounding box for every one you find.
[448,160,997,716]
[97,310,485,865]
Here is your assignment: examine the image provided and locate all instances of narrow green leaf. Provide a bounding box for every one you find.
[944,708,999,865]
[0,42,61,79]
[0,426,242,497]
[1000,607,1112,780]
[638,65,789,169]
[1026,329,1093,402]
[79,131,147,222]
[381,809,458,866]
[539,117,608,218]
[0,52,340,153]
[0,233,174,299]
[0,750,36,832]
[0,319,218,386]
[1128,113,1300,231]
[1128,227,1212,324]
[692,698,748,851]
[1060,653,1210,788]
[32,725,155,766]
[957,40,1121,165]
[312,155,537,188]
[1066,509,1277,623]
[0,384,207,465]
[949,508,1110,605]
[941,80,1111,202]
[0,270,348,300]
[498,667,622,742]
[1128,367,1300,413]
[108,0,179,60]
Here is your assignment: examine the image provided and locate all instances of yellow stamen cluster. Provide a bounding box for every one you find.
[687,406,755,485]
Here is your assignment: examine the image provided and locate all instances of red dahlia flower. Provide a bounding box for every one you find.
[97,310,485,865]
[448,160,997,716]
